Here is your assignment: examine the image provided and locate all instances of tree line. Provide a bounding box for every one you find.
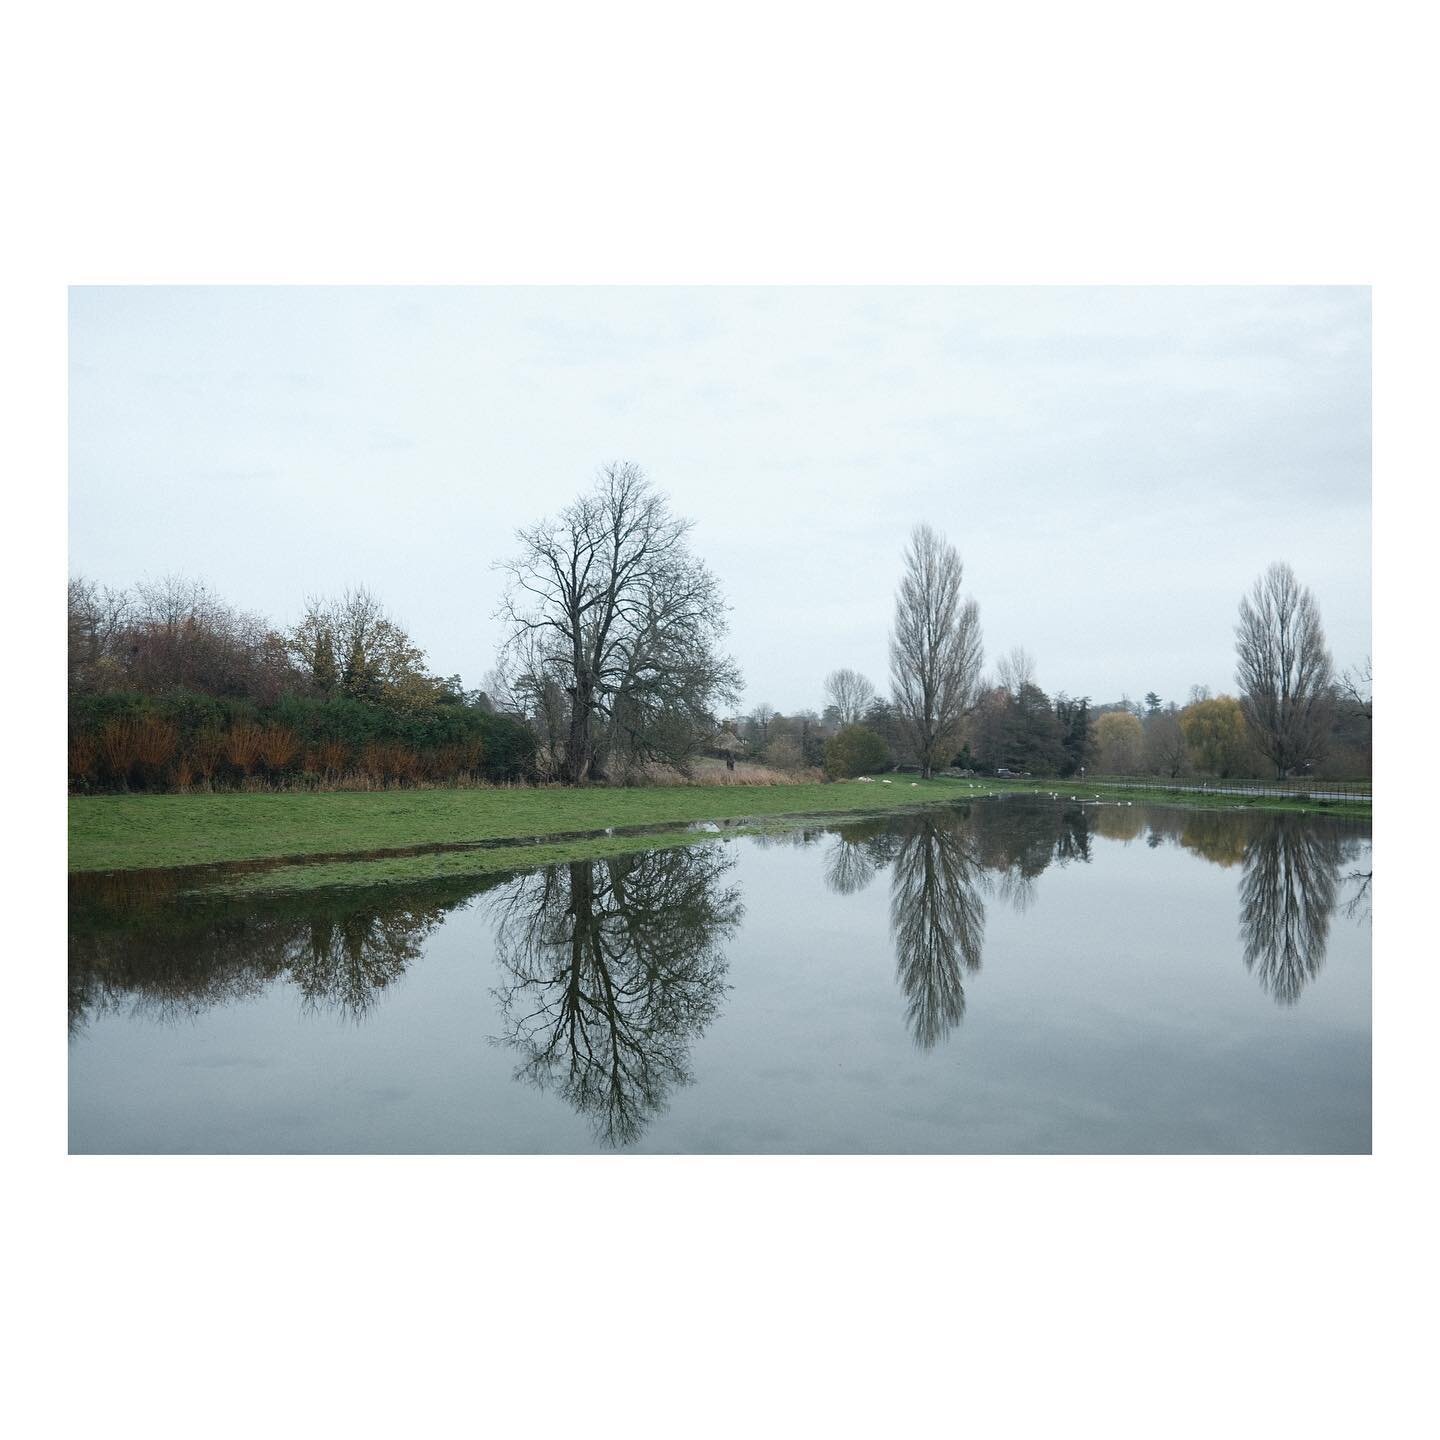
[67,576,534,791]
[69,461,1371,792]
[728,550,1368,783]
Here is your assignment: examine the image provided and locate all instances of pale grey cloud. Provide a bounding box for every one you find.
[68,286,1370,712]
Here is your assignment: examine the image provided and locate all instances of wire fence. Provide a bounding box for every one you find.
[1072,774,1372,804]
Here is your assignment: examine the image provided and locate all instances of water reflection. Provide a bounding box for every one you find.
[889,815,986,1047]
[826,802,1097,1047]
[822,816,899,896]
[70,801,1371,1153]
[68,871,485,1034]
[1139,808,1364,1005]
[820,801,1371,1034]
[487,847,742,1146]
[1237,816,1345,1005]
[1342,869,1373,925]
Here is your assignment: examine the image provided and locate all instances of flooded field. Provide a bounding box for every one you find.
[69,798,1372,1153]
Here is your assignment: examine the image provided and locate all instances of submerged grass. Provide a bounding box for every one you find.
[198,827,745,897]
[68,774,1370,877]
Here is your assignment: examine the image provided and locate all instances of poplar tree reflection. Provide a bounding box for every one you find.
[1238,815,1345,1004]
[888,814,987,1049]
[489,845,742,1146]
[824,804,1097,1049]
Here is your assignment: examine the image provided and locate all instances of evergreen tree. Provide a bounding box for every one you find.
[1005,682,1065,774]
[312,626,338,696]
[342,633,377,700]
[1054,693,1092,778]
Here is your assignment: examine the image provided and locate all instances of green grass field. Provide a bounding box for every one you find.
[68,776,1370,876]
[67,779,971,873]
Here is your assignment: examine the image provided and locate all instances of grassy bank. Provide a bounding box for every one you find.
[68,775,1371,876]
[68,779,971,873]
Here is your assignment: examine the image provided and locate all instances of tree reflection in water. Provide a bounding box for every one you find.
[889,814,987,1048]
[826,803,1095,1049]
[822,816,900,897]
[1341,868,1372,926]
[488,845,742,1146]
[1237,815,1346,1005]
[68,871,475,1034]
[1141,808,1364,1005]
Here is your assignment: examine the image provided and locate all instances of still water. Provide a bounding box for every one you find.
[69,799,1372,1154]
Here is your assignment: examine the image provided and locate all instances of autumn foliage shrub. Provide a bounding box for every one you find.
[68,690,536,792]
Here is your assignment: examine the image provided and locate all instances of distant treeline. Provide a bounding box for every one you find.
[68,576,536,792]
[732,659,1371,782]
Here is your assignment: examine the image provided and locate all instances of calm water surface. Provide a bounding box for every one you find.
[69,798,1372,1153]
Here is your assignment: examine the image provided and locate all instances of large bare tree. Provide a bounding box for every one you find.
[497,462,740,784]
[1234,562,1334,778]
[888,523,983,778]
[824,668,876,727]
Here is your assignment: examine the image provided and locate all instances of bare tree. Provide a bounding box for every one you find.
[1235,562,1334,778]
[488,633,571,777]
[824,668,876,727]
[496,462,740,784]
[748,702,777,747]
[92,573,299,702]
[67,576,132,694]
[1341,655,1372,722]
[888,524,983,779]
[995,646,1036,698]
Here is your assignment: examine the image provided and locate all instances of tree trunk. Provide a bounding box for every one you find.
[565,680,594,785]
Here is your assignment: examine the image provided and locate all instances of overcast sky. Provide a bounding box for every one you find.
[69,286,1370,713]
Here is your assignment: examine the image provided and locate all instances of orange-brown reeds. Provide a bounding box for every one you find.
[69,734,97,785]
[225,722,264,775]
[191,729,225,783]
[257,725,299,773]
[94,716,178,788]
[98,718,143,784]
[134,716,179,770]
[424,740,484,781]
[360,741,422,785]
[312,738,348,779]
